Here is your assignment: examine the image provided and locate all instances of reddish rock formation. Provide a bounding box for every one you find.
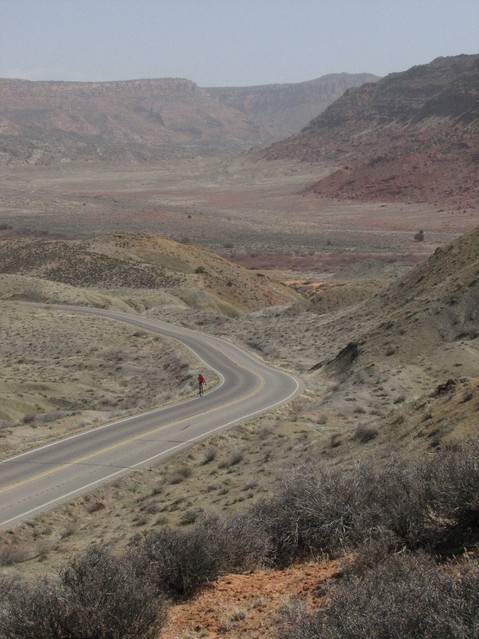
[0,73,377,165]
[261,54,479,205]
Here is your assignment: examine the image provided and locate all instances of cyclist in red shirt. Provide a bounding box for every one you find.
[198,373,206,396]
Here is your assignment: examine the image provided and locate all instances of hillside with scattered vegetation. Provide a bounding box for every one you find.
[0,233,300,313]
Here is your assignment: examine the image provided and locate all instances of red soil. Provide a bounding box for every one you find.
[162,561,340,638]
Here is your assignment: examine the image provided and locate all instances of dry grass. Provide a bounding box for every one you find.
[0,415,317,578]
[0,303,206,458]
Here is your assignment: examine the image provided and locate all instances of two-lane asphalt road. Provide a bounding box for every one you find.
[0,305,301,531]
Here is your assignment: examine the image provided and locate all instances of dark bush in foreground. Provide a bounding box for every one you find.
[128,514,269,601]
[253,439,479,566]
[251,460,427,565]
[278,553,479,639]
[1,546,168,639]
[252,464,374,566]
[4,437,479,638]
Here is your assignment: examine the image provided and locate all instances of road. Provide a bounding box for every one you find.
[0,305,301,531]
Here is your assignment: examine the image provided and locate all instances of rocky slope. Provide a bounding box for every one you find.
[0,74,377,165]
[262,54,479,205]
[311,224,479,445]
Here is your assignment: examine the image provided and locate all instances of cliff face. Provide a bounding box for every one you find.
[0,78,254,164]
[262,55,479,205]
[208,73,379,140]
[0,73,377,165]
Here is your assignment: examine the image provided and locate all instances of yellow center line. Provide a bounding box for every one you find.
[0,373,265,495]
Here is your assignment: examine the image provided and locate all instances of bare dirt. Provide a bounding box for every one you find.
[162,560,340,639]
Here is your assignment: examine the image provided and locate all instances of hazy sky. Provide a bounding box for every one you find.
[1,0,478,86]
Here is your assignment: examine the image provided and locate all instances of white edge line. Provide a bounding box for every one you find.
[1,374,300,530]
[1,306,299,465]
[0,316,226,466]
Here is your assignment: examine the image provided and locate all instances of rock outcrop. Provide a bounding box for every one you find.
[261,54,479,205]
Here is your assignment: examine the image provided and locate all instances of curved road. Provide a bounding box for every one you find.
[0,305,301,531]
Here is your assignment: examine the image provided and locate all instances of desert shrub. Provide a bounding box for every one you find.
[277,600,323,639]
[342,528,404,578]
[271,437,479,565]
[329,433,341,448]
[194,265,206,274]
[218,451,243,468]
[352,425,378,443]
[128,514,269,600]
[167,463,192,484]
[250,449,477,566]
[277,553,479,639]
[128,520,226,600]
[1,546,168,639]
[218,513,271,572]
[363,458,439,549]
[1,578,68,639]
[201,446,217,465]
[39,410,67,424]
[0,542,30,566]
[0,576,17,606]
[179,508,201,525]
[369,440,479,552]
[414,229,425,242]
[84,499,106,513]
[428,440,479,524]
[251,464,377,566]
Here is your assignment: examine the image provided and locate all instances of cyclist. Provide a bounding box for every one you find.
[198,373,206,396]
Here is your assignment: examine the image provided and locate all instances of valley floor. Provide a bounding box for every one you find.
[2,156,478,270]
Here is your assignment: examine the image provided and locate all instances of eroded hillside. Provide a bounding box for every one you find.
[262,54,479,205]
[0,73,376,164]
[0,233,300,314]
[208,73,378,141]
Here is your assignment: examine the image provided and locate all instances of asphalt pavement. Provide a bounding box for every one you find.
[0,305,301,531]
